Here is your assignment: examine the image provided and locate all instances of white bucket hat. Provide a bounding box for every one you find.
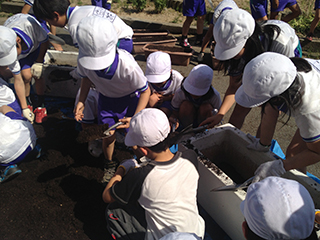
[0,26,17,66]
[212,0,239,24]
[125,108,170,147]
[76,16,117,70]
[145,51,171,83]
[241,176,315,239]
[235,52,297,108]
[213,8,255,61]
[183,64,213,96]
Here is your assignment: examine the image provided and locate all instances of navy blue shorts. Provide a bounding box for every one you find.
[183,0,206,17]
[250,0,268,19]
[98,92,139,131]
[271,0,297,12]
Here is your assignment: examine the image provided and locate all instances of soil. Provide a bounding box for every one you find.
[77,124,111,143]
[0,97,133,240]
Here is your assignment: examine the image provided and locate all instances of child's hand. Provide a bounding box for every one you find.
[118,117,131,129]
[148,92,161,107]
[199,113,223,128]
[74,102,84,121]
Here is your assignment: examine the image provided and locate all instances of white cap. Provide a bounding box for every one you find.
[0,26,17,66]
[235,52,297,108]
[145,51,171,83]
[159,232,201,240]
[125,108,170,147]
[183,64,213,96]
[241,176,315,239]
[76,16,117,70]
[212,0,239,24]
[213,8,255,60]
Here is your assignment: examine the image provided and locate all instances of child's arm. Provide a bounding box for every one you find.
[135,87,151,115]
[74,77,91,121]
[13,73,28,110]
[119,87,151,129]
[257,103,279,147]
[102,167,125,203]
[148,91,161,108]
[200,75,242,127]
[21,3,32,14]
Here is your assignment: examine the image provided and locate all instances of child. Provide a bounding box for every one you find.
[198,0,238,62]
[234,52,320,181]
[21,0,63,51]
[241,177,317,239]
[33,0,134,53]
[102,108,205,239]
[201,8,301,130]
[145,51,184,117]
[0,14,49,124]
[91,0,112,11]
[73,16,150,183]
[180,0,206,48]
[270,0,301,23]
[306,0,320,42]
[74,86,102,158]
[170,64,221,128]
[0,104,37,183]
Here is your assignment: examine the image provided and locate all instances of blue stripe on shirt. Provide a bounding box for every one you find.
[303,134,320,143]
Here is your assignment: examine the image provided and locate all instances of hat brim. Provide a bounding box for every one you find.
[214,40,246,61]
[78,46,116,70]
[146,71,171,83]
[0,46,17,66]
[235,85,270,108]
[124,129,136,147]
[183,80,209,96]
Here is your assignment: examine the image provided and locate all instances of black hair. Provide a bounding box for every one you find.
[262,58,312,125]
[33,0,70,20]
[219,21,281,79]
[180,77,216,100]
[147,132,178,153]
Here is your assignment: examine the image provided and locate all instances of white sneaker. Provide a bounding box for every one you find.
[88,140,103,158]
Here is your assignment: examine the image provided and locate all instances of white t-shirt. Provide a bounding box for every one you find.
[77,49,148,98]
[68,6,133,46]
[292,65,320,142]
[4,13,48,74]
[111,151,205,240]
[0,113,36,164]
[149,70,184,96]
[0,79,16,107]
[262,20,299,58]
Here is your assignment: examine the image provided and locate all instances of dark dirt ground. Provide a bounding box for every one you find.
[0,97,135,240]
